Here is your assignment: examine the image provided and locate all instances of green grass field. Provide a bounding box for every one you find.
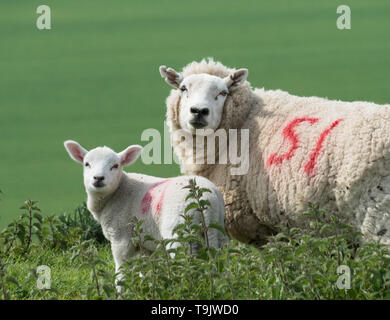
[1,0,390,229]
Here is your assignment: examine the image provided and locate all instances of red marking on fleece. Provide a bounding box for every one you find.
[304,119,343,174]
[267,117,319,168]
[141,179,172,215]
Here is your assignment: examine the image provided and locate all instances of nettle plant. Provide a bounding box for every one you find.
[0,182,389,300]
[0,201,105,257]
[258,205,390,299]
[113,194,390,300]
[0,255,19,300]
[0,200,44,255]
[70,239,116,300]
[117,178,229,299]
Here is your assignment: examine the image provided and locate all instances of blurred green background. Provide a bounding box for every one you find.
[1,0,389,229]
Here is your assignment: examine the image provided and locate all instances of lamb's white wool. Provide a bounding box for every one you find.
[64,140,227,291]
[160,58,390,248]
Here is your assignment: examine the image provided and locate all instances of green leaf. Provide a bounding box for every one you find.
[33,213,43,222]
[185,202,198,213]
[199,200,211,208]
[143,235,155,243]
[185,193,196,201]
[198,188,212,195]
[6,276,19,287]
[208,222,226,235]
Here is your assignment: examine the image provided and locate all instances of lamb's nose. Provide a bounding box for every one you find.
[94,176,105,181]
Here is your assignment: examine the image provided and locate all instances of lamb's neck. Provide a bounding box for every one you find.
[86,174,128,221]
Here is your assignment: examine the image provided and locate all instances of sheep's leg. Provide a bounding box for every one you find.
[359,175,390,247]
[111,241,136,293]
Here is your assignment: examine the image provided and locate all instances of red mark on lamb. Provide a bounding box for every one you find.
[267,117,343,175]
[141,179,172,216]
[304,119,343,174]
[267,117,319,167]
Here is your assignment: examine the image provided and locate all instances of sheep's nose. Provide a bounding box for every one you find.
[93,176,105,182]
[190,107,209,116]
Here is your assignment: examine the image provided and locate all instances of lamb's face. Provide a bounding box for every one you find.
[64,140,143,196]
[82,147,122,195]
[178,74,228,134]
[159,65,248,135]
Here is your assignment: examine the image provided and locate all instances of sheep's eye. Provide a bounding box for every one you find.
[216,90,228,100]
[180,86,187,92]
[85,162,90,167]
[111,164,119,170]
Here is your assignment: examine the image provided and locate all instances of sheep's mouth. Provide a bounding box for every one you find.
[189,119,207,129]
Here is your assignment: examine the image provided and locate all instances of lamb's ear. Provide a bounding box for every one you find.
[159,65,183,88]
[64,140,88,164]
[119,145,143,167]
[224,68,248,91]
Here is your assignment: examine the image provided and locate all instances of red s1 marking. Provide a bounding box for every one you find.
[267,117,319,167]
[267,117,343,175]
[303,119,343,174]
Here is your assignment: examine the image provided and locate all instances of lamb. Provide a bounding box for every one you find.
[64,140,227,290]
[159,58,390,248]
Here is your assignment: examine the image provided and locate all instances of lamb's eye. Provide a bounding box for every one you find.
[85,162,90,167]
[111,164,119,170]
[180,86,187,92]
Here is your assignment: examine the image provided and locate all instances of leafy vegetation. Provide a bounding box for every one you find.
[0,181,389,300]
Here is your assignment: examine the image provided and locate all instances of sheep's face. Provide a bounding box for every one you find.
[160,65,248,135]
[64,141,143,195]
[177,74,228,134]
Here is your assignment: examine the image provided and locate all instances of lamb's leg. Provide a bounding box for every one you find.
[360,175,390,247]
[162,234,181,258]
[111,241,136,293]
[190,206,224,251]
[199,203,227,249]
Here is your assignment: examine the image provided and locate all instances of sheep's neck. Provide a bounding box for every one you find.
[174,133,242,177]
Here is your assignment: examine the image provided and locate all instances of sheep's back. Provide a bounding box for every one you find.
[247,89,390,227]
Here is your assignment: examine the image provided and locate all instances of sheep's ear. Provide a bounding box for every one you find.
[119,145,143,167]
[159,65,183,88]
[224,68,248,91]
[64,140,88,164]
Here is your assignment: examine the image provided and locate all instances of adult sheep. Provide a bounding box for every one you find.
[159,58,390,248]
